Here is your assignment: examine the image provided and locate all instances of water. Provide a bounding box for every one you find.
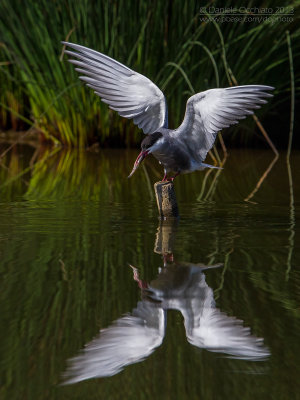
[0,146,299,399]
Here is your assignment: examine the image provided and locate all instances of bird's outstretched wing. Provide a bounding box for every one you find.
[63,301,165,384]
[184,298,270,360]
[62,42,168,134]
[175,85,274,161]
[177,272,270,361]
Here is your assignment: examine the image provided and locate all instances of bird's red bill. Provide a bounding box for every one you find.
[128,150,149,178]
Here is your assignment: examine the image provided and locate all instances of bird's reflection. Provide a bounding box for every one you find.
[63,221,269,384]
[64,300,166,384]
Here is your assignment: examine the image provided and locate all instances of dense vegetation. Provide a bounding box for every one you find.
[0,0,299,148]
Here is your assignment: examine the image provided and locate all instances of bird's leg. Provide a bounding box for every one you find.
[162,170,180,182]
[161,168,168,182]
[163,253,174,266]
[169,171,180,181]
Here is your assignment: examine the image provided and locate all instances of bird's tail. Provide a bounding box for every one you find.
[200,163,223,170]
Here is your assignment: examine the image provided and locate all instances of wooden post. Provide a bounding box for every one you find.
[154,181,179,219]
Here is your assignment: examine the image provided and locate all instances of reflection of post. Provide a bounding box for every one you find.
[154,219,178,256]
[154,181,179,218]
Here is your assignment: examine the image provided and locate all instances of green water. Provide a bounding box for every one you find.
[0,146,299,400]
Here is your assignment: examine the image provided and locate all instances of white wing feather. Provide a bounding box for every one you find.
[62,42,168,134]
[176,85,274,161]
[63,302,165,383]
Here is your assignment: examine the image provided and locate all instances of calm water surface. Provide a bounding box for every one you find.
[0,146,299,399]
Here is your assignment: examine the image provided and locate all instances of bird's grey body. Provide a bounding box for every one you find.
[62,41,274,180]
[148,128,213,176]
[150,129,192,173]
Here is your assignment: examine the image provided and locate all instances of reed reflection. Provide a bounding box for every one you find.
[63,220,269,384]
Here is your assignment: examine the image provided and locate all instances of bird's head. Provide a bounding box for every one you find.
[128,132,163,178]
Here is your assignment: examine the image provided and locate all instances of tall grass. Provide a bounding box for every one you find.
[0,0,299,147]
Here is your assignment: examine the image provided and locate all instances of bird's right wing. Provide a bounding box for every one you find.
[62,42,168,134]
[181,279,269,360]
[175,85,274,161]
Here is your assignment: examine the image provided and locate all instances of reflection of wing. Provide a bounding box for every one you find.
[177,272,269,360]
[64,301,165,384]
[152,265,269,361]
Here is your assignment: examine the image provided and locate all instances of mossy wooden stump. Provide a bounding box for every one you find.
[154,181,179,219]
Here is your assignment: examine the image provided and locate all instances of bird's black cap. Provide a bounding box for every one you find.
[141,132,163,149]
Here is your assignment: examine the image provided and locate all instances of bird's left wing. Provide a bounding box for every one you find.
[62,42,168,134]
[175,85,274,161]
[63,301,165,384]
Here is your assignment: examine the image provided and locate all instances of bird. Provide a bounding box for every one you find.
[63,261,269,383]
[62,41,274,181]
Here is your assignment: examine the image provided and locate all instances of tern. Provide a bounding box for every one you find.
[63,42,274,181]
[63,261,268,383]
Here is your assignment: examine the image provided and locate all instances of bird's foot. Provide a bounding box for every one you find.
[161,172,180,182]
[163,253,174,266]
[168,172,180,182]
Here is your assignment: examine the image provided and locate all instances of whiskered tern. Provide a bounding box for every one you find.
[62,42,274,181]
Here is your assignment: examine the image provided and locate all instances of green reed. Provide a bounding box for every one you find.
[0,0,299,147]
